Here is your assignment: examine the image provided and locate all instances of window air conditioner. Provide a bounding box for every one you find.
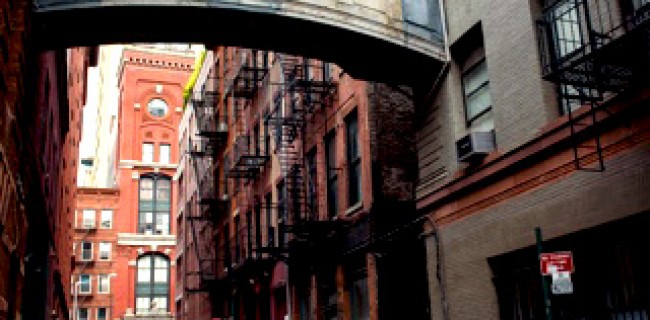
[456,130,495,163]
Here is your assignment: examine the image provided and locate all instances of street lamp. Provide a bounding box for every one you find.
[72,280,81,320]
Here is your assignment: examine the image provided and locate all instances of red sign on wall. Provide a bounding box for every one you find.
[540,251,574,275]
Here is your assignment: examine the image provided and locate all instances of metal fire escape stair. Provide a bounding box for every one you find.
[537,0,650,172]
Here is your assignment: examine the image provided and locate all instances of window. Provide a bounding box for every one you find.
[462,60,494,131]
[325,132,338,219]
[346,111,361,207]
[100,209,113,229]
[549,0,583,60]
[139,175,171,235]
[265,193,274,247]
[147,98,169,118]
[306,148,317,219]
[136,254,170,314]
[81,242,93,261]
[97,307,108,320]
[160,144,171,164]
[348,273,370,320]
[79,274,91,294]
[234,215,241,262]
[82,209,95,228]
[142,143,154,163]
[98,274,110,293]
[99,242,111,260]
[77,308,89,320]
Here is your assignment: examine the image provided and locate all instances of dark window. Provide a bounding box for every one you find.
[255,201,262,256]
[139,174,171,235]
[346,111,361,207]
[277,181,287,246]
[246,210,253,258]
[234,215,241,262]
[265,193,274,247]
[306,148,317,219]
[325,131,338,219]
[135,254,170,313]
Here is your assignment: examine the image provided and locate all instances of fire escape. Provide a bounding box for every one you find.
[267,55,342,267]
[73,216,98,308]
[225,50,270,180]
[537,0,650,171]
[185,84,229,295]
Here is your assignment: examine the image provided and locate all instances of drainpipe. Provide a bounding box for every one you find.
[420,216,449,320]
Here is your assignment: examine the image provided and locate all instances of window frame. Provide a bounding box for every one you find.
[324,131,338,219]
[100,209,113,229]
[96,307,109,320]
[79,274,92,294]
[306,148,317,218]
[142,142,154,163]
[345,111,362,208]
[98,242,111,261]
[77,308,89,320]
[138,174,171,235]
[98,274,111,294]
[461,59,492,127]
[135,254,170,314]
[80,241,93,261]
[159,143,171,164]
[82,209,96,228]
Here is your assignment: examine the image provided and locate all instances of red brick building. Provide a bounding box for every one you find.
[178,46,425,320]
[1,4,94,315]
[71,45,195,320]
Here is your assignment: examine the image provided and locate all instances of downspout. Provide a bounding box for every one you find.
[420,216,450,320]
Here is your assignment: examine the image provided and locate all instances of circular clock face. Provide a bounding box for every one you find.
[147,98,168,118]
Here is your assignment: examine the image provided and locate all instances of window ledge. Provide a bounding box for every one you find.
[345,202,363,217]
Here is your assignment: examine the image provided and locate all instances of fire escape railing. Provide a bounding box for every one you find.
[537,0,650,171]
[265,55,344,266]
[185,86,230,293]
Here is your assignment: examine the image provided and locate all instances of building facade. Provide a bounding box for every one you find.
[417,0,650,318]
[71,45,195,320]
[178,44,430,319]
[1,5,94,316]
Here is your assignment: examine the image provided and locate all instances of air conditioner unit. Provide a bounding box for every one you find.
[456,130,495,163]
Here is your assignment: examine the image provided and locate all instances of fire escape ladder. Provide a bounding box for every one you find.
[537,0,650,171]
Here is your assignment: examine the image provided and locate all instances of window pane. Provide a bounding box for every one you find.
[136,297,151,313]
[143,143,154,162]
[552,1,582,58]
[99,242,111,259]
[83,209,95,220]
[154,268,168,282]
[155,214,169,235]
[100,210,113,228]
[466,85,491,119]
[97,307,108,320]
[152,297,168,310]
[463,61,488,94]
[98,275,110,293]
[160,144,171,164]
[78,308,89,320]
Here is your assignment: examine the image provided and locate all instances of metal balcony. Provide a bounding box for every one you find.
[537,0,650,92]
[229,50,269,99]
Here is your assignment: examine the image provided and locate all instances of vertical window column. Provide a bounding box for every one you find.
[325,132,338,219]
[346,111,361,207]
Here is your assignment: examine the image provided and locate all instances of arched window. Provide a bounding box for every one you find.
[139,174,171,235]
[136,254,170,314]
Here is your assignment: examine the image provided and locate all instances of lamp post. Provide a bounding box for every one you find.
[72,280,81,320]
